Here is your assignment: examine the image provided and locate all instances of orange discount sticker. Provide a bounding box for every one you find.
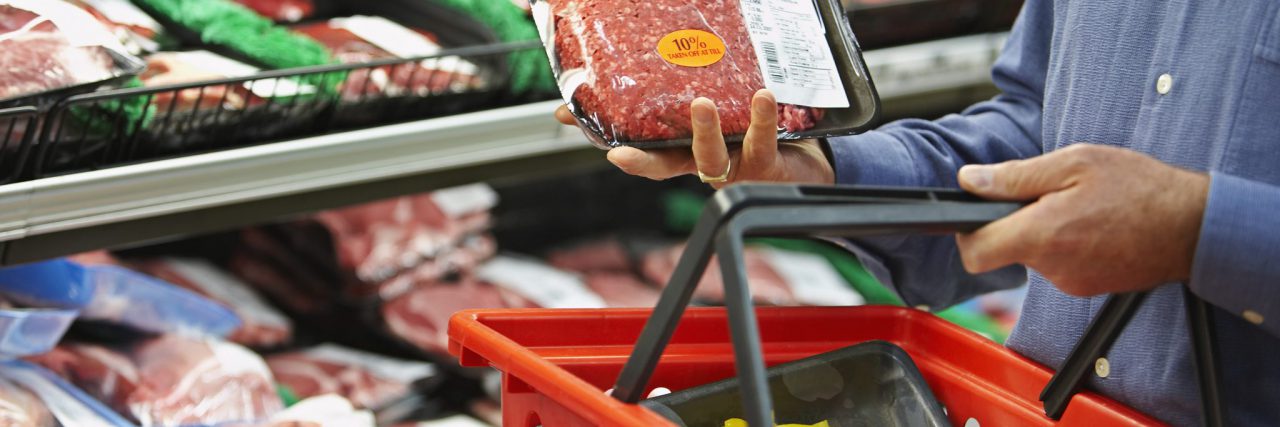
[657,29,727,67]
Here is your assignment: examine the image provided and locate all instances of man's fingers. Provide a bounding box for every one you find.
[606,146,695,180]
[740,89,779,176]
[958,147,1095,201]
[955,206,1046,273]
[555,105,576,125]
[689,98,732,182]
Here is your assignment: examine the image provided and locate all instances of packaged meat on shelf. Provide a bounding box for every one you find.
[127,257,294,348]
[533,0,879,147]
[0,253,241,339]
[0,0,144,107]
[18,0,522,175]
[0,374,55,427]
[65,0,164,54]
[233,0,316,23]
[292,15,484,99]
[266,343,435,409]
[27,335,283,426]
[230,184,500,311]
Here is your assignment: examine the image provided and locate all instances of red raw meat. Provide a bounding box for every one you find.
[312,194,491,285]
[233,0,315,22]
[546,238,632,273]
[0,5,118,101]
[29,336,282,426]
[130,258,293,348]
[266,344,432,409]
[583,272,661,307]
[292,18,482,100]
[547,0,822,142]
[0,378,53,427]
[641,243,796,305]
[230,230,335,314]
[382,276,535,355]
[66,250,118,265]
[140,52,251,112]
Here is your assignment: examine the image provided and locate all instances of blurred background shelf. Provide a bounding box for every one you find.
[0,32,1008,266]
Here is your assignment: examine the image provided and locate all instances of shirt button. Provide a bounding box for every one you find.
[1095,357,1110,378]
[1244,310,1265,325]
[1156,73,1173,95]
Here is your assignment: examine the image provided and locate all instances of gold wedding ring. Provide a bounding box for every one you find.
[697,161,731,183]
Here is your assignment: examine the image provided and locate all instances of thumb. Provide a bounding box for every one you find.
[958,158,1070,201]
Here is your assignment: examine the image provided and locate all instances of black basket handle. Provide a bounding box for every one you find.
[611,183,1225,427]
[609,183,1021,426]
[1040,289,1224,426]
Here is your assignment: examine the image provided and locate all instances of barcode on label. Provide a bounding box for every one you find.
[762,42,785,84]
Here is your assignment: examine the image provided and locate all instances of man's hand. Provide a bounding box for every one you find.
[956,144,1210,296]
[555,90,834,188]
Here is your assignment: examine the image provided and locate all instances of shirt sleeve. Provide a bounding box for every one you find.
[1188,172,1280,337]
[820,0,1053,308]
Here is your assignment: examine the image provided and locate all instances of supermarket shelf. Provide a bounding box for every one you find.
[864,32,1007,100]
[0,32,1007,265]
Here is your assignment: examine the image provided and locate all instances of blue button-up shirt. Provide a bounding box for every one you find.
[826,0,1280,425]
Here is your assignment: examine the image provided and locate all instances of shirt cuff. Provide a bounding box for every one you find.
[1188,172,1280,335]
[825,131,923,187]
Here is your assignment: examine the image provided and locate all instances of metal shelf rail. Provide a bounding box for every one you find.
[0,32,1008,265]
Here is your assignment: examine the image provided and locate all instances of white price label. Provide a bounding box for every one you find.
[331,16,478,75]
[760,248,862,306]
[431,183,499,218]
[3,0,124,51]
[738,0,849,108]
[80,0,161,32]
[303,344,435,381]
[477,256,606,309]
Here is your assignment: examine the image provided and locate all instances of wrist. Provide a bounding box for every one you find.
[1169,170,1210,281]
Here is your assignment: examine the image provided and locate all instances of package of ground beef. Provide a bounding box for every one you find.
[534,0,878,148]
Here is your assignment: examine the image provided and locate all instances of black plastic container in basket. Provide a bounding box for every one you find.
[642,341,948,427]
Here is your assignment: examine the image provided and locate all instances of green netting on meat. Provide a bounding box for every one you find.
[427,0,556,93]
[131,0,334,69]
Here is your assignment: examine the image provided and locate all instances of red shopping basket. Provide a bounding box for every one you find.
[450,185,1217,426]
[448,305,1160,426]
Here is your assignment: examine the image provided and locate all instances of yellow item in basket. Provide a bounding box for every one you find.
[723,418,831,427]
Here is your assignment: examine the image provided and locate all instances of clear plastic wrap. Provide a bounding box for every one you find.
[292,16,485,100]
[266,344,434,409]
[382,274,535,355]
[0,375,55,427]
[0,0,144,104]
[233,0,316,23]
[233,184,499,306]
[532,0,879,148]
[128,257,293,348]
[72,252,242,337]
[641,243,862,306]
[66,0,163,54]
[138,50,320,114]
[0,360,136,427]
[28,335,284,427]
